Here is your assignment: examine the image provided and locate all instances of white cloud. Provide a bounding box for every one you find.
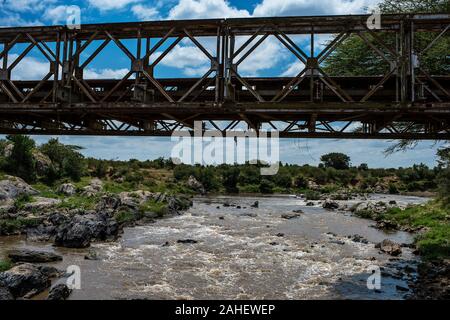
[84,68,130,79]
[44,5,71,24]
[8,54,50,80]
[253,0,380,17]
[281,61,306,77]
[1,0,57,12]
[131,4,160,21]
[87,0,142,11]
[167,0,250,20]
[157,45,211,76]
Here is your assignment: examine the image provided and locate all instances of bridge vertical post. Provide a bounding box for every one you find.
[52,31,61,103]
[410,20,415,103]
[215,26,222,104]
[310,26,314,102]
[1,42,7,71]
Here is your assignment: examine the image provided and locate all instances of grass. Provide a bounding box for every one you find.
[57,195,99,210]
[139,199,169,218]
[381,201,450,260]
[0,217,42,235]
[0,259,12,272]
[13,194,34,209]
[114,210,140,225]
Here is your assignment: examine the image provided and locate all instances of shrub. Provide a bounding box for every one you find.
[4,135,36,183]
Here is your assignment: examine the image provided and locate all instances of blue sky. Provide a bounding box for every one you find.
[0,0,444,168]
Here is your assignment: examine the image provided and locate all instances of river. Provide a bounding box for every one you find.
[0,194,429,300]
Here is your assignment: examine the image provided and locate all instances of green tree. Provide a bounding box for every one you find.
[320,153,351,170]
[222,167,240,194]
[40,138,85,182]
[436,147,450,205]
[5,135,36,183]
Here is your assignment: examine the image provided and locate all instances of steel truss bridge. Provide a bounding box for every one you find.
[0,14,449,139]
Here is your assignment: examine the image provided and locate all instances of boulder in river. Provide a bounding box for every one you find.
[323,200,340,210]
[251,201,259,208]
[47,284,72,300]
[8,249,63,263]
[177,239,198,244]
[0,285,14,300]
[0,263,52,298]
[54,213,119,248]
[281,213,302,220]
[375,239,402,256]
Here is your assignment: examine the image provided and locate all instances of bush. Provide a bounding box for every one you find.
[304,190,321,200]
[4,135,36,183]
[0,260,12,272]
[259,179,274,194]
[294,175,308,189]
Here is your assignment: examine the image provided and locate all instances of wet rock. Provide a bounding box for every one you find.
[186,176,206,195]
[162,241,171,247]
[8,249,62,263]
[26,225,57,242]
[54,213,119,248]
[57,183,76,196]
[0,286,14,300]
[281,213,302,220]
[323,200,339,210]
[38,266,63,278]
[410,260,450,300]
[223,202,231,207]
[376,220,399,230]
[236,206,241,209]
[350,234,369,244]
[329,240,346,245]
[389,200,397,205]
[396,285,409,292]
[47,284,72,300]
[241,213,258,218]
[84,250,99,261]
[177,239,198,244]
[293,209,304,214]
[375,239,402,256]
[276,233,285,237]
[0,263,51,298]
[251,201,259,208]
[218,216,225,220]
[306,202,315,207]
[0,176,38,202]
[269,242,278,246]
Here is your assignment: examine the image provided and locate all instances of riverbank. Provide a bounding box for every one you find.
[0,173,447,300]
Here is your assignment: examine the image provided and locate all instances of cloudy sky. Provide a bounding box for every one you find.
[0,0,444,168]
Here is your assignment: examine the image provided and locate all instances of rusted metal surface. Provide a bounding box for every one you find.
[0,14,449,139]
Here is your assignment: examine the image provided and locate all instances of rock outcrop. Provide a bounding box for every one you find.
[47,284,72,300]
[8,249,63,263]
[375,239,402,256]
[0,176,38,202]
[0,263,52,298]
[54,213,119,248]
[186,176,206,195]
[57,183,76,196]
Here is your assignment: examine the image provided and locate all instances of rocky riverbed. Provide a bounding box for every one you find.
[0,192,434,300]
